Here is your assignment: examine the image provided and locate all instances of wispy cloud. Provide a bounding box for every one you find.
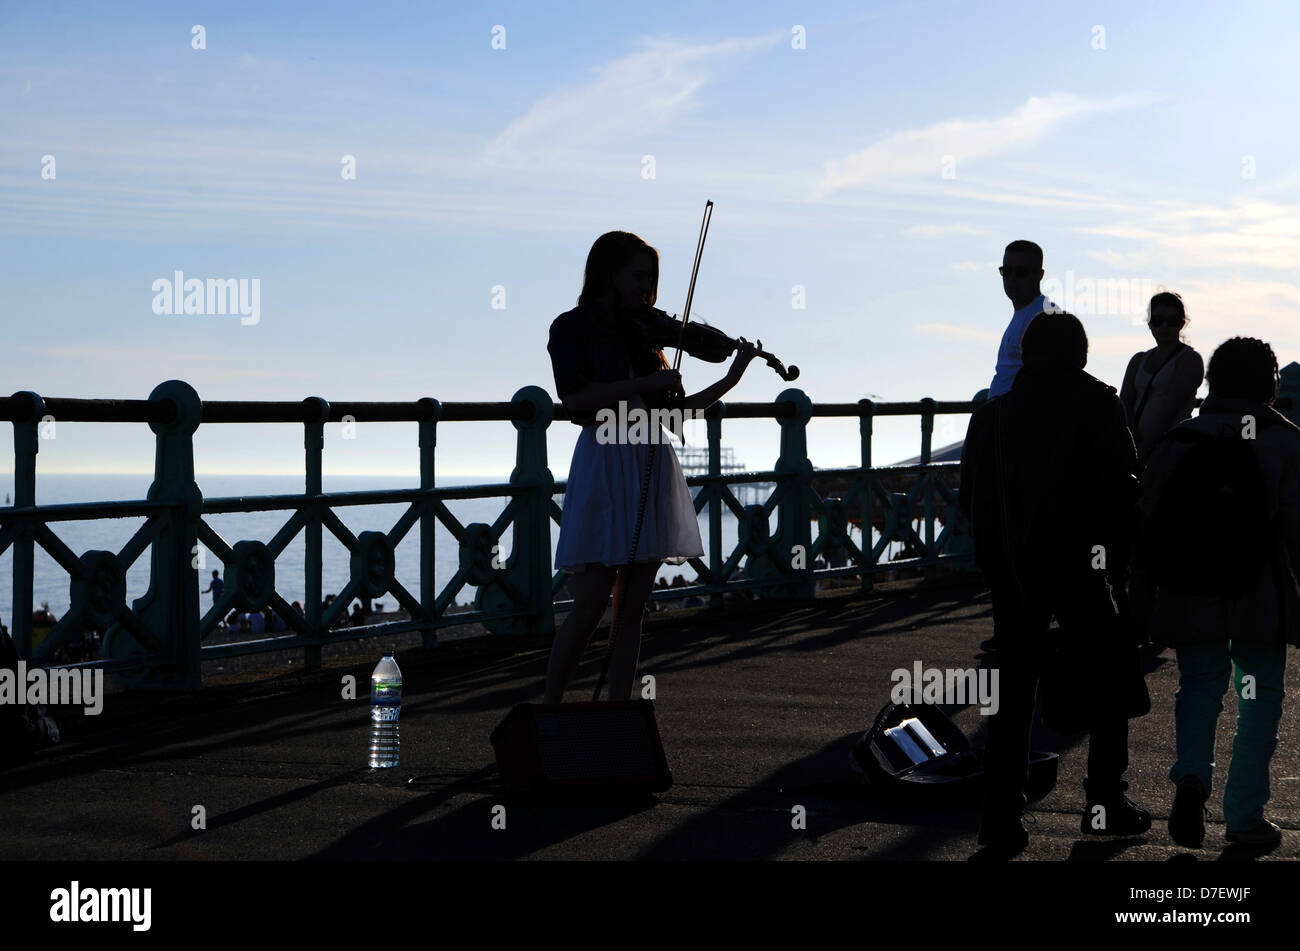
[904,222,988,237]
[816,92,1156,196]
[1082,200,1300,271]
[917,322,998,343]
[483,33,782,164]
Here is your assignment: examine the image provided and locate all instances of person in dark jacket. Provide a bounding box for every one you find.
[960,311,1151,854]
[1134,337,1299,849]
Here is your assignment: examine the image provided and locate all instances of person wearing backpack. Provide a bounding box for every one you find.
[960,311,1152,855]
[1119,291,1205,468]
[1135,337,1299,849]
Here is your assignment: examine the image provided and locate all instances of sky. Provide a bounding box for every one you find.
[3,0,1298,478]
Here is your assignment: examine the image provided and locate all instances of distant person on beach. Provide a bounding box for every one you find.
[201,569,224,605]
[988,240,1056,398]
[247,607,265,635]
[33,602,56,627]
[1133,337,1298,849]
[350,602,366,626]
[1120,291,1204,468]
[960,311,1150,854]
[543,230,760,703]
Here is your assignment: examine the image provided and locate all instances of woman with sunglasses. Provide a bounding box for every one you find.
[1120,292,1205,468]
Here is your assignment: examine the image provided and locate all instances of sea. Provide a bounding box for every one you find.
[0,474,891,621]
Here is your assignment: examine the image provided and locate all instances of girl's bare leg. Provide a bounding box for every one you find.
[605,560,662,702]
[543,564,617,703]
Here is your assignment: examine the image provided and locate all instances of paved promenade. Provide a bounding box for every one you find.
[2,579,1298,861]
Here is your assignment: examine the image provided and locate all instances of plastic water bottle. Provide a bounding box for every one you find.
[368,652,402,768]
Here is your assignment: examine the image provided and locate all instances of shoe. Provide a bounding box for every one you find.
[1225,820,1283,847]
[979,812,1030,855]
[1168,777,1207,848]
[1081,795,1152,836]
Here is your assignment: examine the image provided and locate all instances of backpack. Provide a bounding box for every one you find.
[1147,424,1273,596]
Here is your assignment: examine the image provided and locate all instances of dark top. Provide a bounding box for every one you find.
[1137,398,1300,647]
[959,364,1140,598]
[548,302,667,423]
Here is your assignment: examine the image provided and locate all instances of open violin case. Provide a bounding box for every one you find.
[850,701,1058,806]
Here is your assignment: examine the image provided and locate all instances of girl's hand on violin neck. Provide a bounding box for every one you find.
[726,337,760,381]
[642,368,683,395]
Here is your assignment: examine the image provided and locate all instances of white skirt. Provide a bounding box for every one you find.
[555,425,704,570]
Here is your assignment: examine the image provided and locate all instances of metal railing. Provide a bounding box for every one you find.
[0,381,994,690]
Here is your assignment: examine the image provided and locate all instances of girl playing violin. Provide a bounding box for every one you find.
[544,230,759,703]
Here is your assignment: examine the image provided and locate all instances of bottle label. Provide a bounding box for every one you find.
[372,681,402,705]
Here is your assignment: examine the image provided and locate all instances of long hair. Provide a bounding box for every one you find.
[578,231,659,308]
[577,231,667,374]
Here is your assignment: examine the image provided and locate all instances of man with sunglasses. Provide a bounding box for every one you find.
[979,241,1055,654]
[989,241,1055,398]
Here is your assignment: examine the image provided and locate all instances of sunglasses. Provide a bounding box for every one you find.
[1149,316,1184,328]
[998,266,1037,277]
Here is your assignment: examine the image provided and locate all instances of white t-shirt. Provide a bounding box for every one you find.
[989,294,1053,398]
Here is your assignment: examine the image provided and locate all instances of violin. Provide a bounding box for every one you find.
[621,304,800,382]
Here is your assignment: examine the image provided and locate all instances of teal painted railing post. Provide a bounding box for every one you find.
[766,388,815,599]
[417,398,441,649]
[10,391,44,659]
[707,401,724,608]
[477,387,555,636]
[1279,363,1300,426]
[303,397,329,670]
[858,398,875,595]
[920,397,936,581]
[943,391,984,570]
[109,381,203,689]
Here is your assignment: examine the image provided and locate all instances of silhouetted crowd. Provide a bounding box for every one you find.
[958,239,1294,854]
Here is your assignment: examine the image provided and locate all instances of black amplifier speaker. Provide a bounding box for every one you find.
[491,700,673,796]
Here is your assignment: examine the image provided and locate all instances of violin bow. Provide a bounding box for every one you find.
[671,199,714,372]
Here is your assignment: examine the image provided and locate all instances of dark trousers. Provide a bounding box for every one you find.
[983,581,1131,818]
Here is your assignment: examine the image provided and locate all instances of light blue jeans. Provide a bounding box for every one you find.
[1169,641,1286,833]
